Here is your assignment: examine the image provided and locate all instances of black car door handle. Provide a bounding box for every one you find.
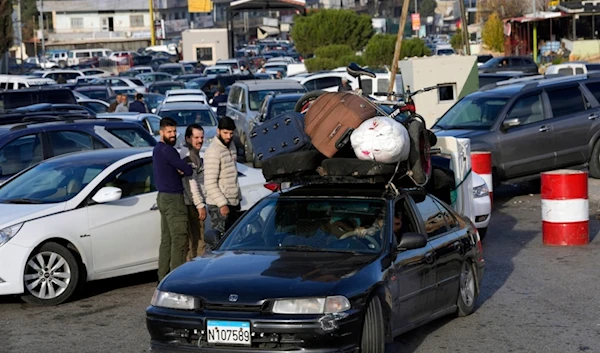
[539,126,549,132]
[589,114,599,120]
[150,204,159,211]
[424,252,434,264]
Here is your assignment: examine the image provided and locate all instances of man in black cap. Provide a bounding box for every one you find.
[129,93,148,113]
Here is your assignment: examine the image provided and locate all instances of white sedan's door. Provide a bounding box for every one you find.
[87,160,161,273]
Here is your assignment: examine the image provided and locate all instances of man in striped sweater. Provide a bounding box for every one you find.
[204,117,242,237]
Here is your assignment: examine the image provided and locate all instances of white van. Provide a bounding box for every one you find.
[67,48,112,66]
[0,75,56,90]
[544,63,587,76]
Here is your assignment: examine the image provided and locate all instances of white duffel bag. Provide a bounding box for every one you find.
[350,116,410,164]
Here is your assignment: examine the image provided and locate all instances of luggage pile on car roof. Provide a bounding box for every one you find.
[249,89,437,187]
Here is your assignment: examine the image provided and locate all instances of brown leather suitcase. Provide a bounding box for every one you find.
[304,92,377,158]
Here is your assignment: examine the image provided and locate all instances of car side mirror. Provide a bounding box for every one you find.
[397,232,427,251]
[205,229,221,247]
[502,118,521,130]
[92,186,122,203]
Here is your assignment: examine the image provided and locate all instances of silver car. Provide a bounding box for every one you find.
[155,102,218,152]
[226,79,307,163]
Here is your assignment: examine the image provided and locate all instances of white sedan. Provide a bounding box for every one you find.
[472,172,491,238]
[0,148,272,306]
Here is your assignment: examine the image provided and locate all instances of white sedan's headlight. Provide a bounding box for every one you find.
[272,296,351,314]
[151,290,199,310]
[0,223,23,247]
[473,184,490,198]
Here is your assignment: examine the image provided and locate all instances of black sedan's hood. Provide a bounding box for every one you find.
[160,251,376,304]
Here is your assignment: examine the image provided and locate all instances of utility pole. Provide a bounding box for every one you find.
[149,0,156,46]
[458,0,470,55]
[387,0,411,99]
[16,0,23,67]
[33,15,37,58]
[39,0,45,56]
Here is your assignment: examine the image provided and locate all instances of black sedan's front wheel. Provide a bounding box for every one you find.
[360,296,385,353]
[457,261,477,317]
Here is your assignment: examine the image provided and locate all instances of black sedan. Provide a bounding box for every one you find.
[146,183,485,352]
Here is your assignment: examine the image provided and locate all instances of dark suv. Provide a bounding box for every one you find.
[433,74,600,185]
[478,56,539,75]
[0,87,77,111]
[0,118,157,182]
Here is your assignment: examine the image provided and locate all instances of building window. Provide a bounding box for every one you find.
[71,17,84,29]
[438,83,455,102]
[130,15,144,27]
[196,47,213,61]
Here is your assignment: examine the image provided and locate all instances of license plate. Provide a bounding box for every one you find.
[206,320,251,346]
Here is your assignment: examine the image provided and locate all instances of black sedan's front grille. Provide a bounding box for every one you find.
[203,302,265,312]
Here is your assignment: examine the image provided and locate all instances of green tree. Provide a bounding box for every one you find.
[22,0,39,41]
[363,34,396,68]
[363,35,430,69]
[290,9,374,57]
[305,44,365,72]
[482,12,504,52]
[401,38,431,58]
[450,29,464,50]
[0,0,13,56]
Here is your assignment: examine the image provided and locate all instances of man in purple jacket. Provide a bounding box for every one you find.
[153,117,193,281]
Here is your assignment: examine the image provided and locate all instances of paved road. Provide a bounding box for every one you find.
[2,182,600,353]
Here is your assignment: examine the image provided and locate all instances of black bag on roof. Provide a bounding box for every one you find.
[250,112,312,163]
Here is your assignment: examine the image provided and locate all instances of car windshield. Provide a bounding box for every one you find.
[480,57,503,68]
[158,109,217,126]
[205,68,230,75]
[159,67,183,76]
[150,85,183,95]
[0,160,107,204]
[218,198,387,254]
[138,95,164,109]
[249,89,305,111]
[79,90,108,100]
[434,95,508,130]
[269,100,297,119]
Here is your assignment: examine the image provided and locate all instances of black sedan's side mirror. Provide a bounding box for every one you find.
[502,118,521,130]
[397,232,428,251]
[205,229,221,248]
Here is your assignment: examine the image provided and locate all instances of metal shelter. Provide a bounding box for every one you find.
[227,0,306,57]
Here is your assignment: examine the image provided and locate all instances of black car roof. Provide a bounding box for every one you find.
[0,118,142,137]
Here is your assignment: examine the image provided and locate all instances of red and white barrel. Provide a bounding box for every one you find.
[541,170,589,246]
[471,152,493,204]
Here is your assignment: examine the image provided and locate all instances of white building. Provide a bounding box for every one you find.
[37,0,191,43]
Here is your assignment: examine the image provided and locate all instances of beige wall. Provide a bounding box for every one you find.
[562,39,600,60]
[398,55,479,128]
[182,29,229,65]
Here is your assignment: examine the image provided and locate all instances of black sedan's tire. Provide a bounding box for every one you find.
[360,296,385,353]
[589,139,600,179]
[21,242,80,306]
[457,261,477,317]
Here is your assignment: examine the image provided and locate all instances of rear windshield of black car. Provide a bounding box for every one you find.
[106,127,157,147]
[0,90,77,112]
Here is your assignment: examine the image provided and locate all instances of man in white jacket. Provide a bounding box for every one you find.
[182,124,207,259]
[204,116,242,236]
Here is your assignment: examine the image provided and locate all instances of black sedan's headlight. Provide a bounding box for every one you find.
[151,290,200,310]
[271,296,351,314]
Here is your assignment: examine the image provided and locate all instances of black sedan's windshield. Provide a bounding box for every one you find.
[219,198,387,254]
[434,95,508,130]
[0,160,107,203]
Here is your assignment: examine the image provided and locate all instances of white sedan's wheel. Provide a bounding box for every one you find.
[21,242,80,306]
